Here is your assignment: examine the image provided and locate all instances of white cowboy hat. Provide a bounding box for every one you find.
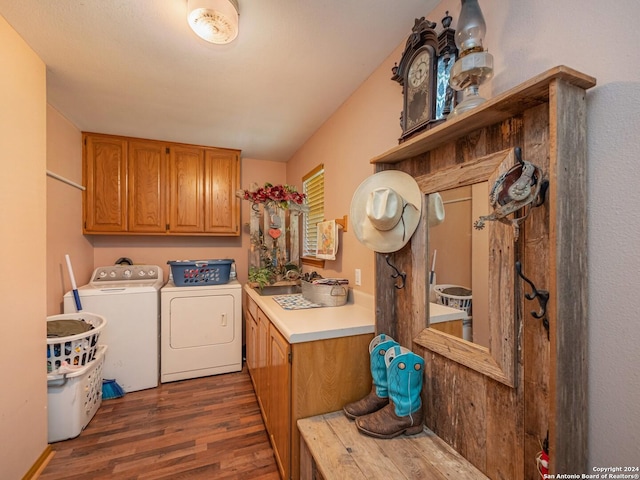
[350,170,423,253]
[428,192,445,228]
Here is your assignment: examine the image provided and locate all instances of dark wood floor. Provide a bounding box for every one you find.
[40,366,280,480]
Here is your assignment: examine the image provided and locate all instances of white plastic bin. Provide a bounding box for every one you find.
[47,345,107,443]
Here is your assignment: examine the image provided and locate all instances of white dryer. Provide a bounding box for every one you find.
[161,279,242,383]
[64,265,163,393]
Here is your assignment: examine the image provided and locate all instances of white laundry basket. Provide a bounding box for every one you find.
[434,284,472,316]
[47,312,107,374]
[47,345,107,443]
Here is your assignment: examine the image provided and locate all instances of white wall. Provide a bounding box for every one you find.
[0,16,48,479]
[433,0,640,469]
[47,105,94,315]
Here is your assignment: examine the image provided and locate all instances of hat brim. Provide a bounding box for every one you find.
[429,192,445,227]
[350,170,423,253]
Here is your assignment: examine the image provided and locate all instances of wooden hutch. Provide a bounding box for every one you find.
[371,66,595,479]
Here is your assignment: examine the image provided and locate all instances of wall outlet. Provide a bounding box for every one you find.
[355,269,361,286]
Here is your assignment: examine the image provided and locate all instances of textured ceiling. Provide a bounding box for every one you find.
[1,0,441,161]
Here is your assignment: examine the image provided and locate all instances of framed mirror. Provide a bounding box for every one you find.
[428,183,490,346]
[414,148,518,387]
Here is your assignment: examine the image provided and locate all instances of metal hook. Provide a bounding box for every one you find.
[534,179,549,208]
[385,255,406,290]
[517,146,549,208]
[515,261,549,338]
[515,146,524,165]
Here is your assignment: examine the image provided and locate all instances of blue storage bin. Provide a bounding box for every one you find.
[168,259,234,286]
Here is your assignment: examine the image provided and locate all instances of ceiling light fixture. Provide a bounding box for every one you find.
[187,0,239,45]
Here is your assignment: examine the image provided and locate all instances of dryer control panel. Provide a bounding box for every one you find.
[90,265,161,284]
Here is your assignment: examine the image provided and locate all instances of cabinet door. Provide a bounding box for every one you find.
[256,309,271,429]
[245,303,259,388]
[269,324,291,480]
[204,148,240,235]
[246,313,258,371]
[83,134,127,232]
[169,145,204,233]
[128,140,167,233]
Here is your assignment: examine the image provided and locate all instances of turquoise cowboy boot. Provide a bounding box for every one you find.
[343,334,399,419]
[355,345,425,438]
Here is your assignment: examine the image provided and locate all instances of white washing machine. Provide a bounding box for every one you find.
[64,265,163,393]
[161,279,242,383]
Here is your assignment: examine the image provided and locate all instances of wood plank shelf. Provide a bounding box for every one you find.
[298,411,489,480]
[370,65,596,164]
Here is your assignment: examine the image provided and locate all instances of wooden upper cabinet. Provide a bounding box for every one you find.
[168,145,241,235]
[168,145,205,233]
[83,134,127,232]
[204,148,240,235]
[82,132,241,236]
[128,140,167,233]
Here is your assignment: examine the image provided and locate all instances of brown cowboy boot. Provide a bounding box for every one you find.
[343,334,398,419]
[356,345,425,438]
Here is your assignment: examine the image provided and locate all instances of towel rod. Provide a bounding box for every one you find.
[46,170,86,191]
[443,196,471,205]
[335,215,348,232]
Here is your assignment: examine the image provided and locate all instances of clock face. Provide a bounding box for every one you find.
[408,51,431,88]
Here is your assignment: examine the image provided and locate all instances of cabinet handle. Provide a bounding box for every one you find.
[221,313,227,327]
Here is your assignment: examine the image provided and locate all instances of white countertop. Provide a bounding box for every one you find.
[428,302,469,324]
[244,284,468,343]
[245,284,375,343]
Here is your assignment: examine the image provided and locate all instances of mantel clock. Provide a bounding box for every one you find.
[392,13,457,142]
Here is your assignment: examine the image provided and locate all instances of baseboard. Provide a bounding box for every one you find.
[22,445,54,480]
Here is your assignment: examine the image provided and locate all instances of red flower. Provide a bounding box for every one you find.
[239,183,306,207]
[269,185,285,201]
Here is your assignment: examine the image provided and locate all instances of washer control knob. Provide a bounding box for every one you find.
[109,271,117,278]
[123,269,132,278]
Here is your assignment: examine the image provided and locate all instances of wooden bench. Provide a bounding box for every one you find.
[298,411,489,480]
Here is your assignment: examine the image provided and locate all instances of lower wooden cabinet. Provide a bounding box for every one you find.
[245,296,259,383]
[430,319,463,338]
[257,308,271,428]
[268,323,290,479]
[243,292,373,480]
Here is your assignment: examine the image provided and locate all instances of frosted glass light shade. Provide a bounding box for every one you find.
[455,0,486,53]
[188,0,239,45]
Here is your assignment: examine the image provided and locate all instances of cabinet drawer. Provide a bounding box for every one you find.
[247,295,258,319]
